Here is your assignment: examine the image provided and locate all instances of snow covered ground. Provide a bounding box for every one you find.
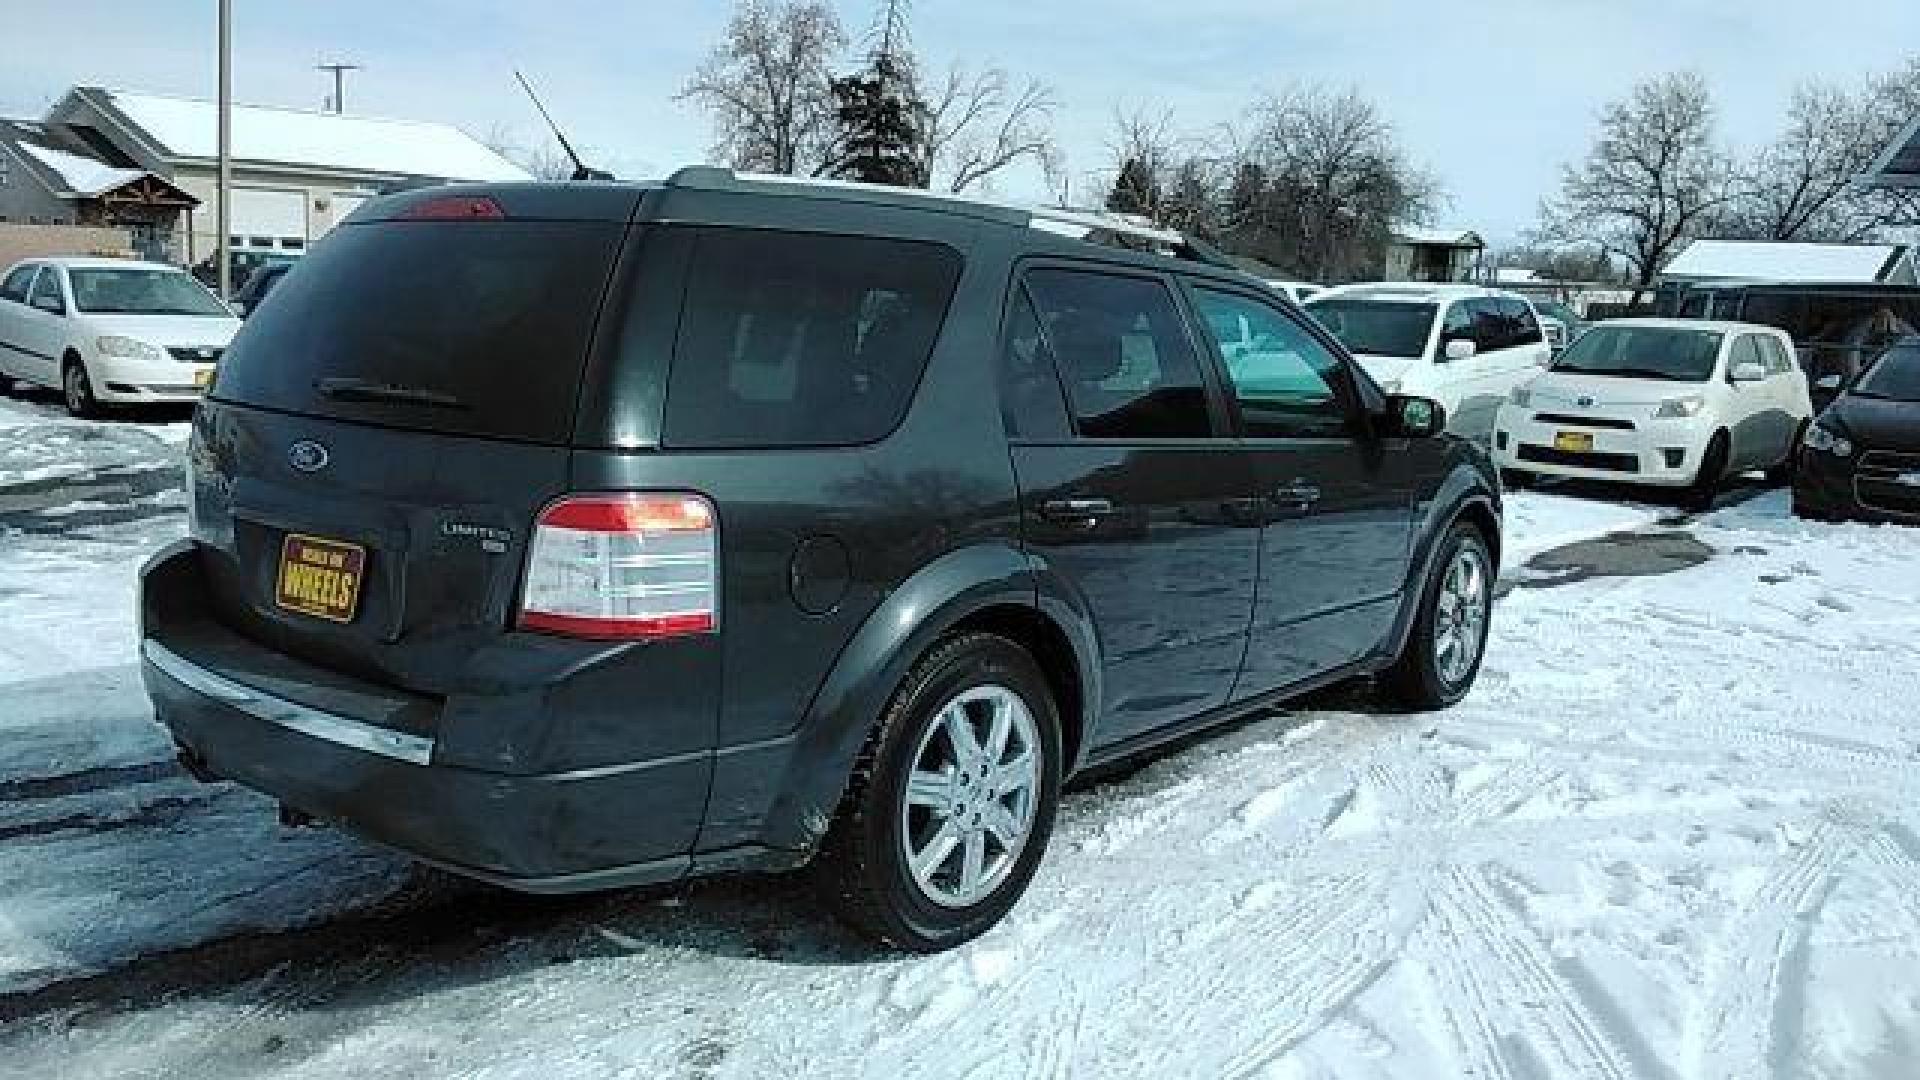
[2,393,1919,1079]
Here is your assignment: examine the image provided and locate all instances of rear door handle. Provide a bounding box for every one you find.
[1040,498,1115,525]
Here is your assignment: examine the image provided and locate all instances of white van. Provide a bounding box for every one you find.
[1304,284,1551,444]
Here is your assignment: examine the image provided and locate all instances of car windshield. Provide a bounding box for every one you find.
[68,267,230,317]
[1303,298,1437,359]
[1853,345,1920,402]
[1552,325,1723,382]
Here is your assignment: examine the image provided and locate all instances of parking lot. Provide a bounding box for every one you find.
[2,392,1917,1080]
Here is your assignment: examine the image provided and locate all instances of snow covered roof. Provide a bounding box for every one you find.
[1662,240,1911,283]
[15,140,147,197]
[97,88,530,183]
[1392,226,1484,248]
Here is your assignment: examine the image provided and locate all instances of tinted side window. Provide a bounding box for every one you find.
[663,229,962,449]
[28,269,63,312]
[1761,336,1794,375]
[1731,335,1765,372]
[1505,298,1544,346]
[1190,286,1349,439]
[0,266,34,303]
[1466,299,1508,350]
[999,287,1072,440]
[1024,268,1213,440]
[1441,300,1473,347]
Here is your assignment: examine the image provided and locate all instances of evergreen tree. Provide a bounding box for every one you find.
[829,0,926,186]
[1106,158,1160,216]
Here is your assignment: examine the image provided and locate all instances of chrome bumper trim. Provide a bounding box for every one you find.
[142,639,435,766]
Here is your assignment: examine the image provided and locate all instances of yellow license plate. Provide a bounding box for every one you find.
[275,534,366,624]
[193,368,214,389]
[1554,431,1594,454]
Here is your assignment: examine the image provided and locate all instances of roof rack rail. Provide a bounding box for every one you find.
[662,166,1242,272]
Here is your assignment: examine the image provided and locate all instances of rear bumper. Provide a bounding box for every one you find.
[145,638,714,891]
[139,540,729,892]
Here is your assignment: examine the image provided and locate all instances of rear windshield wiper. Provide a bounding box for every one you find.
[316,377,468,410]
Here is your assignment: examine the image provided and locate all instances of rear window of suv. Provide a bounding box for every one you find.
[212,220,624,444]
[661,228,962,449]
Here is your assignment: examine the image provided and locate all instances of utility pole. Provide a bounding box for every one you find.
[216,0,232,300]
[316,61,360,113]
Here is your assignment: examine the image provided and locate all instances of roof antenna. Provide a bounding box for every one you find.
[514,70,611,181]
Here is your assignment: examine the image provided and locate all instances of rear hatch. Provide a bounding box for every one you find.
[188,187,638,693]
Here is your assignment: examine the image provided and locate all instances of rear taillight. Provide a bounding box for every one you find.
[518,493,718,640]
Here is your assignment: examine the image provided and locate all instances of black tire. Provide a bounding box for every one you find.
[1684,430,1730,511]
[1379,522,1494,712]
[62,356,101,419]
[811,632,1062,952]
[0,372,14,396]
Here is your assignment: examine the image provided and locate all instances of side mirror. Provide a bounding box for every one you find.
[1814,374,1842,391]
[1384,394,1447,438]
[1443,338,1477,362]
[30,294,64,316]
[1730,360,1766,383]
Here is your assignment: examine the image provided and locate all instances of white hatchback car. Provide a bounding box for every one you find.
[0,258,240,417]
[1493,318,1812,506]
[1304,284,1551,444]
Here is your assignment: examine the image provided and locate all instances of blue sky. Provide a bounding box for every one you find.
[3,0,1917,245]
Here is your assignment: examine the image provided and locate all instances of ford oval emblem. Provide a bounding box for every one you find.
[288,440,330,473]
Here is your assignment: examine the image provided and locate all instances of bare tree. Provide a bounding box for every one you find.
[483,123,579,181]
[1735,82,1881,241]
[1543,72,1735,303]
[1236,86,1439,282]
[679,0,847,175]
[1100,107,1184,216]
[916,65,1061,193]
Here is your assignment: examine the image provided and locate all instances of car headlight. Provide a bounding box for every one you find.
[1803,424,1853,458]
[1508,386,1531,407]
[96,335,168,362]
[1655,395,1706,419]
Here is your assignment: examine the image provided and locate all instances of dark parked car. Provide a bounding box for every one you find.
[1795,335,1920,524]
[230,260,292,317]
[140,170,1502,951]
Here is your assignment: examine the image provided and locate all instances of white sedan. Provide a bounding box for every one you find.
[1493,318,1812,507]
[0,258,240,417]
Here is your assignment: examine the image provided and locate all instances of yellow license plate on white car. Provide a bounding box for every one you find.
[193,368,214,389]
[1554,431,1593,454]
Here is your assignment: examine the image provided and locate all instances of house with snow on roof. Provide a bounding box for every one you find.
[1383,226,1484,284]
[1,85,528,270]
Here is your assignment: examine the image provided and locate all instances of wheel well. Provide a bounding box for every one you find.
[1456,500,1500,570]
[946,605,1085,769]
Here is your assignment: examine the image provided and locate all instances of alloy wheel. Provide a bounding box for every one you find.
[898,684,1041,909]
[1433,545,1489,687]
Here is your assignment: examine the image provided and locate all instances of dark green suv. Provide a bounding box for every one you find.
[141,169,1500,951]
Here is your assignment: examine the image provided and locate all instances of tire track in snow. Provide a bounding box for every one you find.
[0,759,178,803]
[1212,867,1413,1078]
[1421,864,1644,1080]
[1691,809,1856,1080]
